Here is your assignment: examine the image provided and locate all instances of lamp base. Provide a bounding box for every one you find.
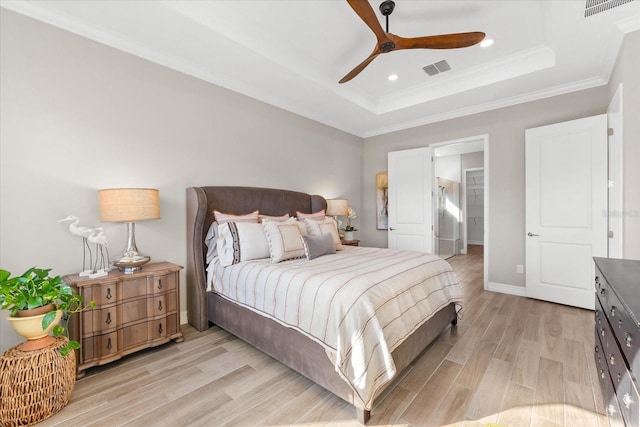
[112,254,150,274]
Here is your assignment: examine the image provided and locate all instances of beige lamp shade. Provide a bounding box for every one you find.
[326,199,348,216]
[99,188,160,222]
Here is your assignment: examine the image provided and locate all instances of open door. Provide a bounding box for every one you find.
[525,114,607,309]
[388,147,433,252]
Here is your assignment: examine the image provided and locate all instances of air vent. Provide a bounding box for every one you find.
[584,0,635,17]
[423,60,451,76]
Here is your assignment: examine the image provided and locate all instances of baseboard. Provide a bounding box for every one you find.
[486,282,526,297]
[468,241,484,245]
[181,310,188,325]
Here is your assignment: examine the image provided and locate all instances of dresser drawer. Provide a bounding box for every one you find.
[83,305,118,336]
[608,287,640,381]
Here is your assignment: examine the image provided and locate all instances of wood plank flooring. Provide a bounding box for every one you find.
[38,245,608,426]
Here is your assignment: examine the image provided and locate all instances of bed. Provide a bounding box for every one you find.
[186,186,462,423]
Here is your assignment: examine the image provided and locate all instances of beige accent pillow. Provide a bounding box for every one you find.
[305,217,343,250]
[214,210,259,224]
[263,220,306,263]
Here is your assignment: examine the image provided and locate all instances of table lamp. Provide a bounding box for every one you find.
[326,199,348,237]
[98,188,160,273]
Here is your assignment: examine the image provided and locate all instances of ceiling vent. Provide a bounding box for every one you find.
[584,0,635,17]
[423,60,451,76]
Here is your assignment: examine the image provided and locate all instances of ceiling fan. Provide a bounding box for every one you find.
[339,0,486,83]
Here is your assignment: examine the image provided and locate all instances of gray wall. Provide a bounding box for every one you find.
[608,31,640,260]
[361,30,640,286]
[0,10,363,351]
[361,88,611,288]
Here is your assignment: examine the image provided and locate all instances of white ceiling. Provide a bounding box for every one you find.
[2,0,639,137]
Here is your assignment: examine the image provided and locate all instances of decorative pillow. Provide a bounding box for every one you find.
[204,222,219,264]
[300,233,336,260]
[296,209,325,221]
[259,213,290,223]
[305,217,343,250]
[214,210,259,224]
[262,220,306,263]
[217,222,270,266]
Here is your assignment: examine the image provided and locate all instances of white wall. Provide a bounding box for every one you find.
[0,10,363,352]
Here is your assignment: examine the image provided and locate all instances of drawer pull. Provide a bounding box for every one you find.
[600,369,606,379]
[617,372,622,383]
[107,338,112,350]
[600,328,605,337]
[106,287,112,300]
[595,345,600,353]
[625,332,632,347]
[607,404,618,416]
[158,323,163,334]
[158,300,163,311]
[609,353,616,365]
[610,306,616,317]
[623,393,633,409]
[158,279,162,290]
[601,288,606,298]
[106,312,112,325]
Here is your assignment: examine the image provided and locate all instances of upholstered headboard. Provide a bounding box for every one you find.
[185,186,327,331]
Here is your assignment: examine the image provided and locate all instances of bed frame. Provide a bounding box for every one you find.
[185,186,457,423]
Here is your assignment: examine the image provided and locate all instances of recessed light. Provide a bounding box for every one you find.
[480,39,494,48]
[388,74,398,81]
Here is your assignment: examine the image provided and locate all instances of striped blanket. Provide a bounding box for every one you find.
[207,246,462,409]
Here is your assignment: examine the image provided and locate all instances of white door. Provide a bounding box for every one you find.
[525,114,607,309]
[388,147,433,252]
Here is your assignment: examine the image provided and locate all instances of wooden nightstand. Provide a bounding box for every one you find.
[341,239,360,246]
[64,262,183,377]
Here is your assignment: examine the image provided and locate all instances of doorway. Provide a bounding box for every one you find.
[431,134,489,289]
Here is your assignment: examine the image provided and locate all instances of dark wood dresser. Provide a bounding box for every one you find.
[594,257,640,427]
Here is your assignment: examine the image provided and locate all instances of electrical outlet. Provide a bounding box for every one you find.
[516,264,524,274]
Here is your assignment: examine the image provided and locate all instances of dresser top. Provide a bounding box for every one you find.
[594,257,640,323]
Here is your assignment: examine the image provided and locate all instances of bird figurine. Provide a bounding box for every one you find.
[88,227,110,278]
[58,215,94,276]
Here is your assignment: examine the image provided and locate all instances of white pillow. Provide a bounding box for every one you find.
[217,222,270,266]
[305,217,343,251]
[204,222,219,264]
[296,209,325,221]
[263,220,306,263]
[259,213,290,223]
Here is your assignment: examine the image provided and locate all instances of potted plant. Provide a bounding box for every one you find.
[343,207,358,240]
[0,267,94,355]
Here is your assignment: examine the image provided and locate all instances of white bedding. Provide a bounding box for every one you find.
[206,246,462,409]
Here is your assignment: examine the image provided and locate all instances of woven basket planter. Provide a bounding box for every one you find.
[0,336,76,426]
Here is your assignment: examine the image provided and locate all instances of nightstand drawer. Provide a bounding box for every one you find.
[150,272,177,294]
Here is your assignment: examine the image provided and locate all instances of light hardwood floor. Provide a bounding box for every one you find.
[39,245,608,427]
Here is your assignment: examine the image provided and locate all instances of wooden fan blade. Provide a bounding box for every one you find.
[392,32,485,50]
[339,48,381,84]
[346,0,392,45]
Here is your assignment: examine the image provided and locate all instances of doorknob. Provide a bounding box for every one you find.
[527,232,539,237]
[389,227,396,231]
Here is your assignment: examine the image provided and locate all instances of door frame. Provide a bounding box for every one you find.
[462,167,485,254]
[431,134,489,290]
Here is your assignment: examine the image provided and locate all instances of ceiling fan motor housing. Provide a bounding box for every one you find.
[379,0,396,16]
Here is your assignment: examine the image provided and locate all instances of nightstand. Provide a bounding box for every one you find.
[64,262,183,377]
[341,239,360,246]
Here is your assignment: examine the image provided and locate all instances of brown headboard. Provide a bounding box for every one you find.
[185,186,327,331]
